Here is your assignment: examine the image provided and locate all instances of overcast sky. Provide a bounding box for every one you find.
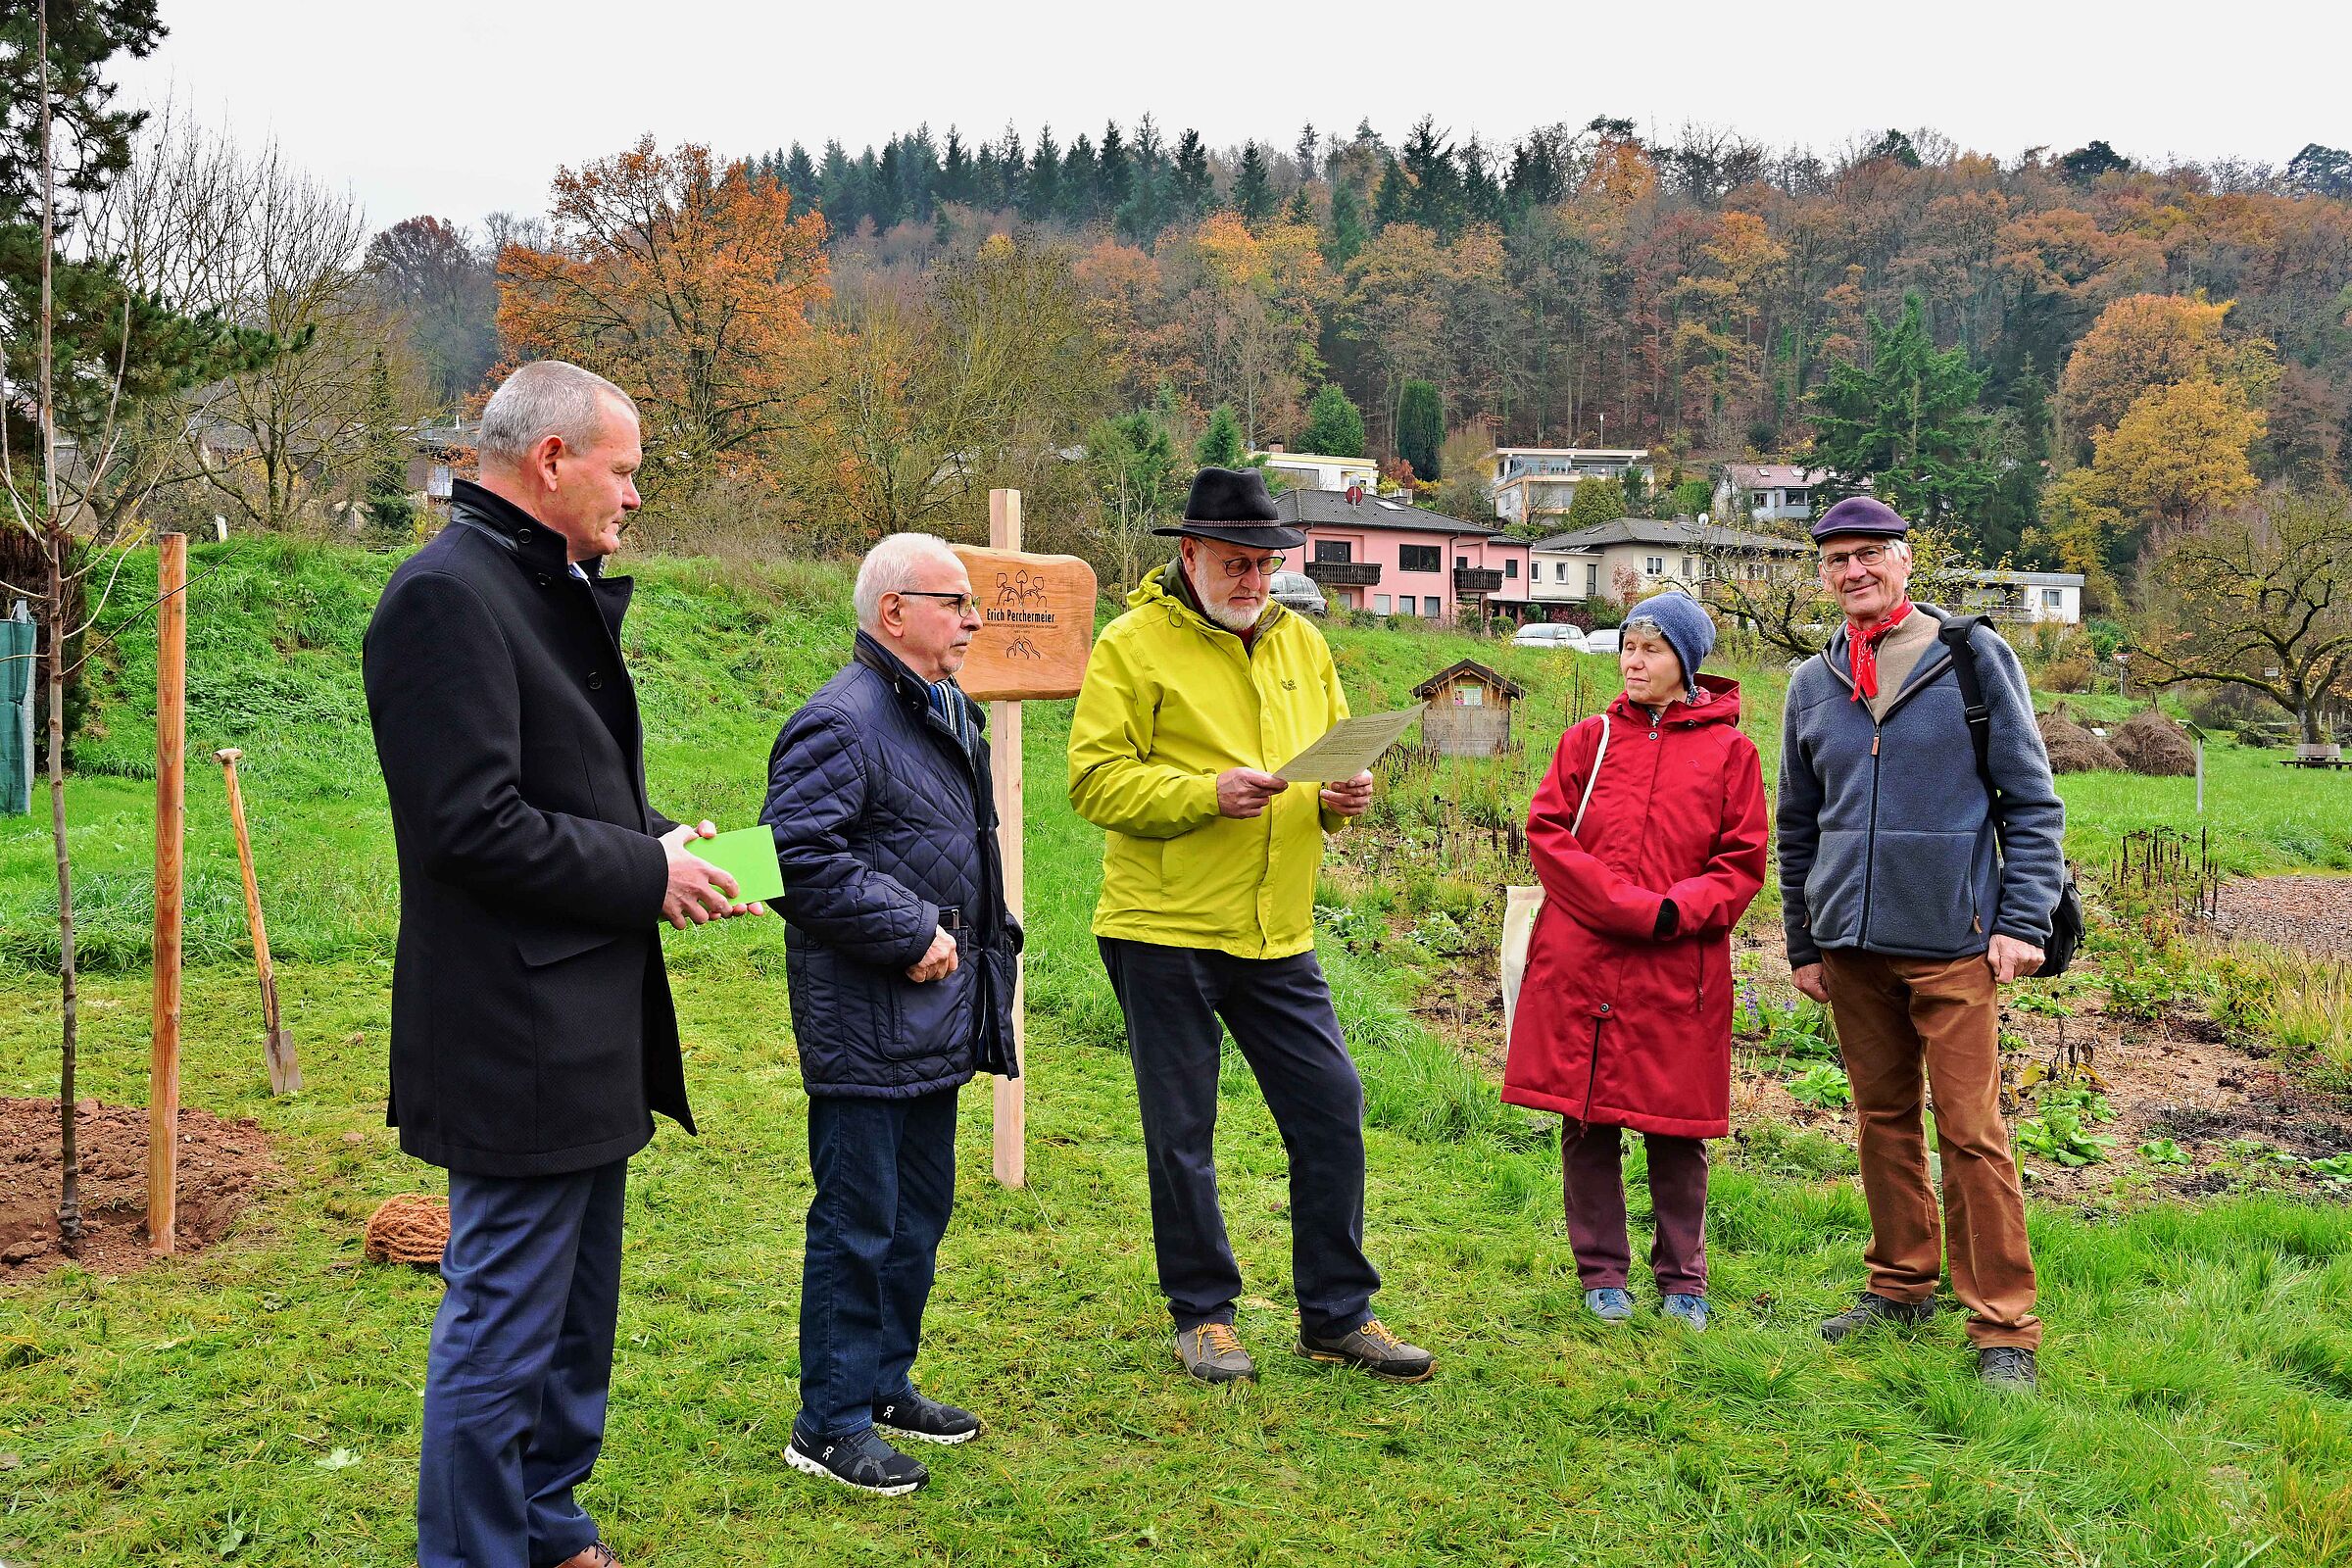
[115,0,2352,236]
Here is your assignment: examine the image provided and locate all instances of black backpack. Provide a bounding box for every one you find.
[1936,614,2084,979]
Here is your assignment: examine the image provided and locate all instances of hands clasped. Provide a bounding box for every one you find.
[660,820,767,930]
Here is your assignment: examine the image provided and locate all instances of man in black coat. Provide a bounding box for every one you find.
[364,361,754,1568]
[760,532,1019,1496]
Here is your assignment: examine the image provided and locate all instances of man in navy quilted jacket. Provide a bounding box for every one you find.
[760,533,1019,1495]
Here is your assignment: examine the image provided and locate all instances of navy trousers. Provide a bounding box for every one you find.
[418,1158,626,1568]
[797,1087,959,1442]
[1099,938,1381,1341]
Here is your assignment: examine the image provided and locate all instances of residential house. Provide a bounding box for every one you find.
[1962,569,2084,625]
[1715,464,1828,524]
[1528,516,1812,610]
[1272,488,1530,625]
[1252,445,1380,494]
[1489,447,1657,528]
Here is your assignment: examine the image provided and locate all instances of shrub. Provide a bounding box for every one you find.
[2041,653,2097,693]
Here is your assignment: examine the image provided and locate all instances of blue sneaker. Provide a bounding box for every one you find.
[1585,1288,1635,1323]
[1660,1294,1710,1331]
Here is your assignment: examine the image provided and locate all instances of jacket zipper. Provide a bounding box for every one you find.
[1837,628,1950,950]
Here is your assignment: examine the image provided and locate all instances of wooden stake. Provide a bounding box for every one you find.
[989,488,1026,1189]
[216,748,299,1094]
[150,532,185,1254]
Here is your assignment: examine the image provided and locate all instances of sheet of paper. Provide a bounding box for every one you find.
[688,825,785,905]
[1273,708,1424,782]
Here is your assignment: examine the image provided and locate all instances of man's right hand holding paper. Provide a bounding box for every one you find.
[1216,766,1290,819]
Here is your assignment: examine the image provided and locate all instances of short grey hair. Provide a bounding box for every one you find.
[854,533,966,632]
[477,361,638,466]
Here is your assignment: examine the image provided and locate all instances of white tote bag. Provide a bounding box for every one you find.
[1501,718,1609,1038]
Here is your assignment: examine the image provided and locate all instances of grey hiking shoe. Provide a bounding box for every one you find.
[1175,1321,1256,1383]
[1819,1291,1938,1343]
[1297,1317,1436,1383]
[1585,1288,1635,1323]
[1659,1294,1710,1331]
[1978,1346,2038,1394]
[874,1386,981,1445]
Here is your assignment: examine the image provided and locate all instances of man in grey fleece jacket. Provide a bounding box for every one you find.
[1778,497,2066,1394]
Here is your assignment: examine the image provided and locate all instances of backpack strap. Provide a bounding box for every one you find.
[1936,612,2004,843]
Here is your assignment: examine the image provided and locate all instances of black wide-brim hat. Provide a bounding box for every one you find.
[1153,466,1306,548]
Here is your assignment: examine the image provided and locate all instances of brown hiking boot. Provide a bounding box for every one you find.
[1175,1321,1256,1383]
[548,1545,619,1568]
[1296,1317,1436,1383]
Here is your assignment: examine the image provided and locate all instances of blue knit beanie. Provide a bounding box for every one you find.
[1622,592,1716,701]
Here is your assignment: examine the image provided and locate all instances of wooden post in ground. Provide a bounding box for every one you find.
[216,748,300,1094]
[988,488,1027,1188]
[150,532,185,1254]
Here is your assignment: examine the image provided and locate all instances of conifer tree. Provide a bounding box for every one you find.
[1396,380,1445,479]
[1232,142,1275,225]
[1300,383,1367,457]
[1196,404,1248,466]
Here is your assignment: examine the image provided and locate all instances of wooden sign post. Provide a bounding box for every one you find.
[150,533,186,1254]
[953,492,1096,1189]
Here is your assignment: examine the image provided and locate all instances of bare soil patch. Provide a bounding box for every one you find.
[2209,875,2352,958]
[0,1099,278,1281]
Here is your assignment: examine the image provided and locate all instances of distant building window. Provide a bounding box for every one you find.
[1425,596,1442,616]
[1455,683,1485,708]
[1645,556,1665,575]
[2043,588,2064,608]
[1746,563,1765,580]
[1374,594,1392,613]
[1399,544,1441,573]
[1680,556,1693,578]
[1554,561,1570,583]
[1786,488,1809,505]
[1314,540,1352,564]
[1586,564,1599,596]
[1504,559,1517,578]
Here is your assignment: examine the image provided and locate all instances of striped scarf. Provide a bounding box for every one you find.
[927,679,979,757]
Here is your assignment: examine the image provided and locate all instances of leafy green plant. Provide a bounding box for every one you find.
[2137,1138,2191,1167]
[1785,1063,1852,1107]
[2034,1084,2117,1125]
[2016,1107,2114,1167]
[1762,1000,1838,1063]
[2306,1152,2352,1186]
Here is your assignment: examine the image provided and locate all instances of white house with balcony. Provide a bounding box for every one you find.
[1490,447,1657,528]
[1715,464,1828,524]
[1252,445,1379,494]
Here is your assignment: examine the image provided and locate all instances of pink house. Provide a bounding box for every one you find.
[1272,488,1530,625]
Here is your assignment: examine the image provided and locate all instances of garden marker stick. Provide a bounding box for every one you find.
[216,748,300,1095]
[150,533,185,1254]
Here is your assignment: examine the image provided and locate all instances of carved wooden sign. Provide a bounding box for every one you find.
[950,546,1098,703]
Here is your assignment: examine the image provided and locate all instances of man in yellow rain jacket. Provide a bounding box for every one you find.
[1069,466,1435,1387]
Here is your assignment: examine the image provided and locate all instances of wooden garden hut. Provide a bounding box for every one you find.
[1412,660,1527,757]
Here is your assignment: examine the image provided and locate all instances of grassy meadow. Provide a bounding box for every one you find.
[4,539,2351,1566]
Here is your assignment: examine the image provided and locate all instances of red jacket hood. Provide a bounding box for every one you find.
[1605,671,1743,728]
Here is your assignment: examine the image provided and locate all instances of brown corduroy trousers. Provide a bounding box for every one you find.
[1820,949,2042,1349]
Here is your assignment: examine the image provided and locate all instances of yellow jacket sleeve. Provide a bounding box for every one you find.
[1067,631,1222,840]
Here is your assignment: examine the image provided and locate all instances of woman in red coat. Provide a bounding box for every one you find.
[1502,593,1768,1331]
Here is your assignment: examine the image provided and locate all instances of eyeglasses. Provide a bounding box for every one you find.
[1209,554,1285,579]
[1819,544,1893,574]
[898,590,982,614]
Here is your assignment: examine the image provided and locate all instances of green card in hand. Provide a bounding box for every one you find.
[687,825,785,905]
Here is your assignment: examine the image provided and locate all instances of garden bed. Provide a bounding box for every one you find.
[0,1099,277,1280]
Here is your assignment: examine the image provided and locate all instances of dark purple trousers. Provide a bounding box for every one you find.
[1560,1120,1709,1295]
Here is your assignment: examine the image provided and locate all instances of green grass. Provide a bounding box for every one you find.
[5,539,2352,1565]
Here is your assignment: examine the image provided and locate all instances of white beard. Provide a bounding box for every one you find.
[1186,561,1266,632]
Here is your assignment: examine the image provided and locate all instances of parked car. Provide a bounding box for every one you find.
[1511,622,1589,652]
[1269,570,1327,616]
[1583,627,1622,654]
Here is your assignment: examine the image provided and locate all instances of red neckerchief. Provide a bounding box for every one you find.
[1848,599,1915,703]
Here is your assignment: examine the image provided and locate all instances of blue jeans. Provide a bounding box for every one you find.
[1098,938,1381,1341]
[418,1158,626,1568]
[797,1088,960,1442]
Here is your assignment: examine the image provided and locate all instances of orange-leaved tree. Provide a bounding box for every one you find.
[2058,292,2278,443]
[496,135,829,493]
